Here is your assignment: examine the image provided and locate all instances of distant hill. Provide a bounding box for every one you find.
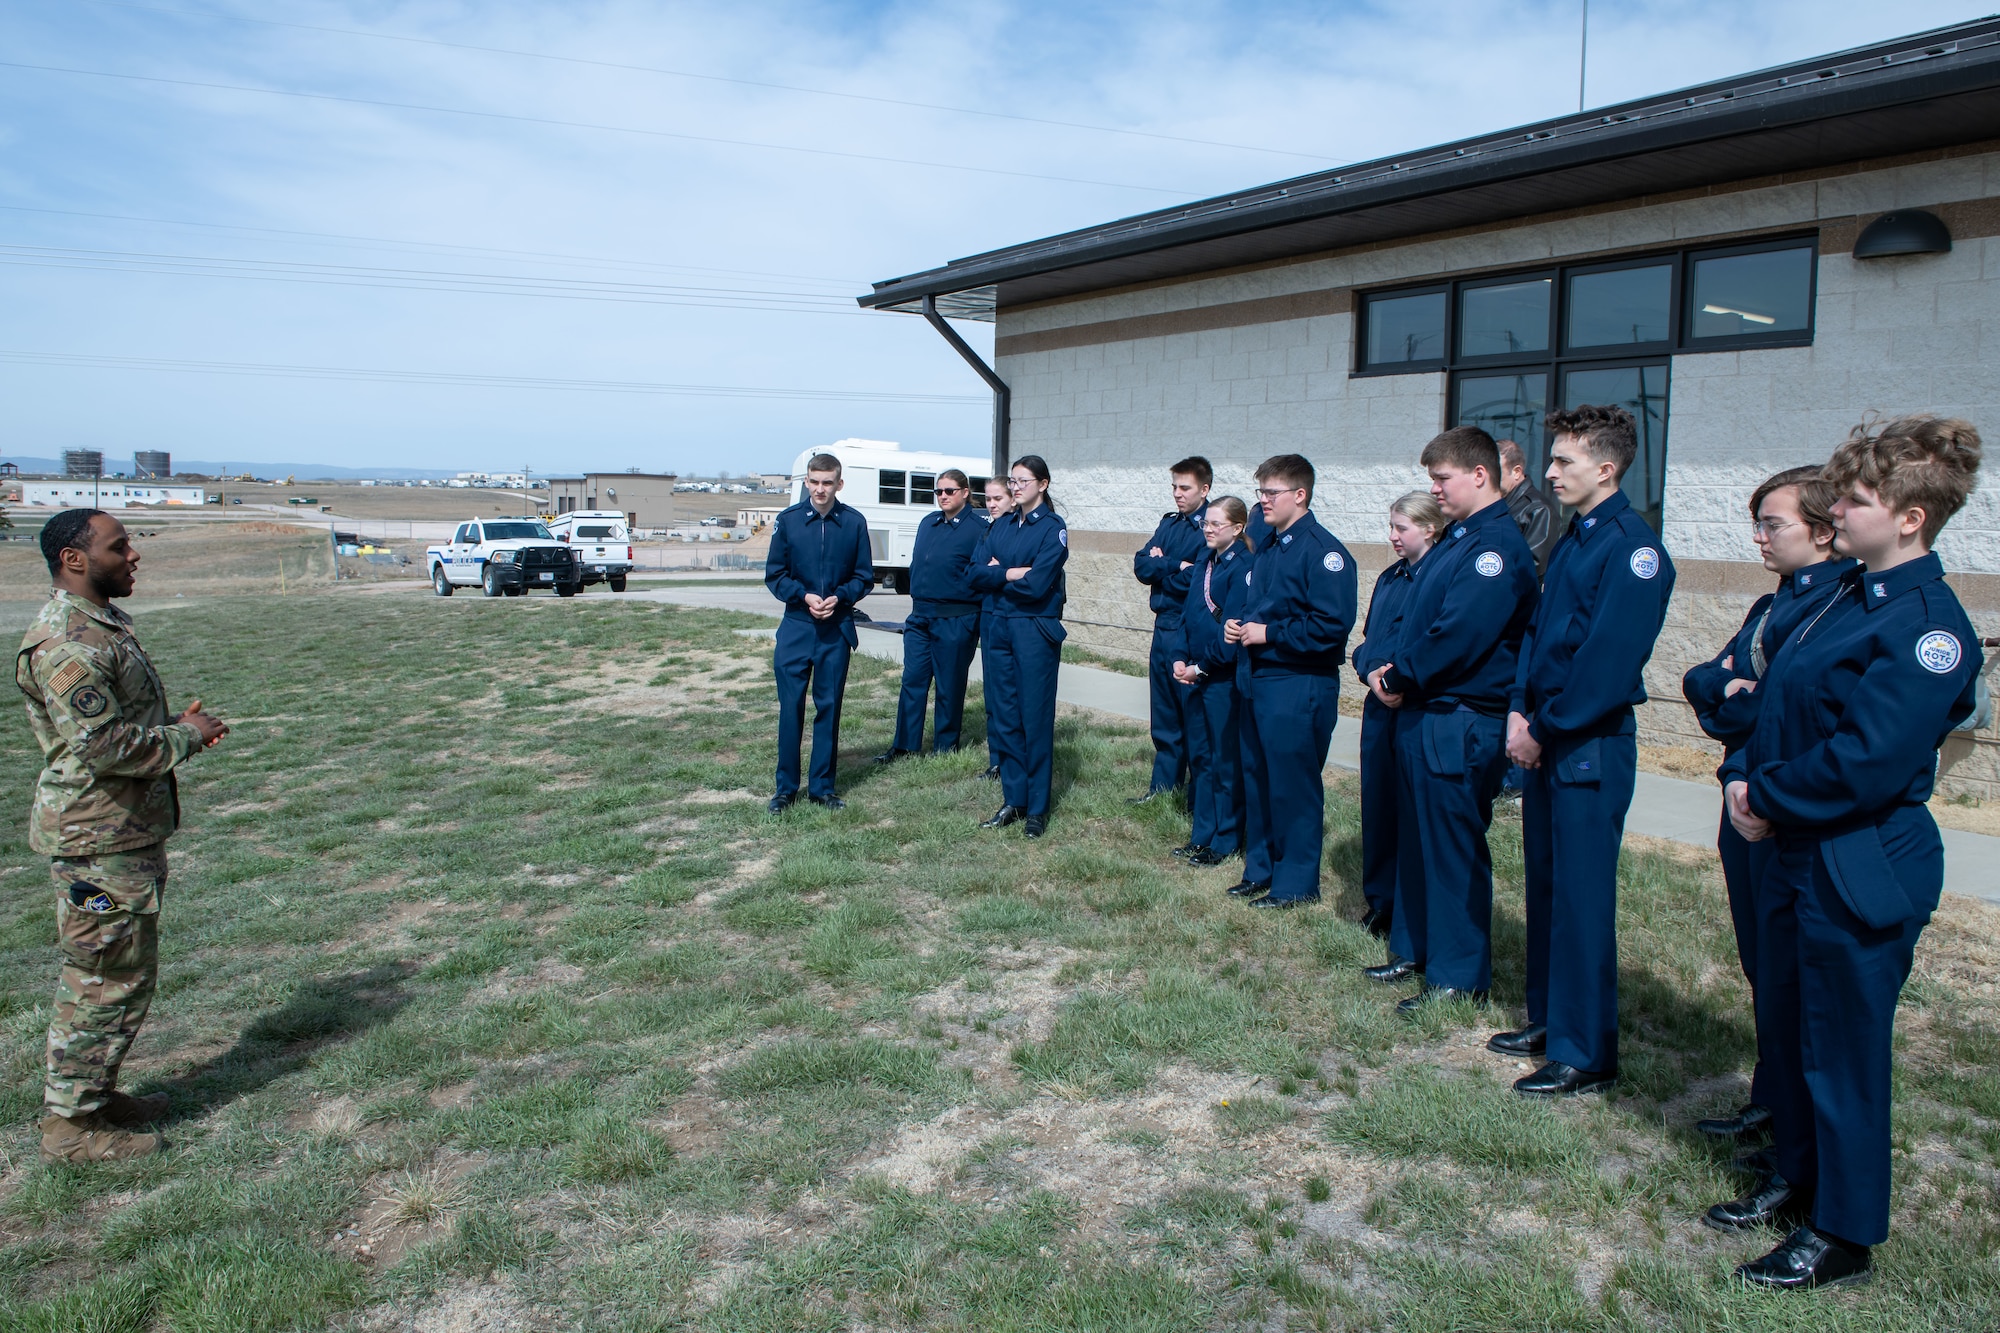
[0,456,458,481]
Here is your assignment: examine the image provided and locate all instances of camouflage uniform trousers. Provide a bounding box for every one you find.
[45,845,166,1119]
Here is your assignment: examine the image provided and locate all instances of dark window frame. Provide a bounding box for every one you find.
[1352,232,1818,378]
[879,469,907,504]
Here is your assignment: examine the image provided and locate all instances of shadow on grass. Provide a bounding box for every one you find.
[154,964,414,1119]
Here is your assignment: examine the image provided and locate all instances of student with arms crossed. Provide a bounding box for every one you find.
[1132,457,1212,802]
[1679,466,1851,1160]
[1365,428,1538,1009]
[1495,406,1676,1097]
[877,469,984,763]
[977,476,1016,781]
[1224,454,1357,909]
[1721,416,1983,1290]
[1168,495,1255,868]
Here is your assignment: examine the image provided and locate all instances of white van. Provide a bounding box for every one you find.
[545,509,635,591]
[789,439,991,594]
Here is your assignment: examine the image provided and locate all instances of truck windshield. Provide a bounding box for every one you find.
[484,522,553,540]
[575,525,620,538]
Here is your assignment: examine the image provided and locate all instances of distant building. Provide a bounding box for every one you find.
[24,482,207,508]
[63,450,104,479]
[455,471,531,489]
[133,451,171,478]
[546,472,680,528]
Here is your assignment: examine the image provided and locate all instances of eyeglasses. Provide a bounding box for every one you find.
[1007,478,1036,490]
[935,486,964,496]
[1202,519,1240,532]
[1255,486,1299,499]
[1751,519,1799,538]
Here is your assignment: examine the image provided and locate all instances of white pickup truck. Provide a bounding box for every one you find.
[545,510,635,591]
[427,518,581,597]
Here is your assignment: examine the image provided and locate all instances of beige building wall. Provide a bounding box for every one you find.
[994,146,2000,797]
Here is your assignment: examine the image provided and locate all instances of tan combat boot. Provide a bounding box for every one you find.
[100,1089,171,1128]
[40,1110,162,1162]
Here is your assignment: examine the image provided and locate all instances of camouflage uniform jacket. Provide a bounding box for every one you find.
[15,590,201,857]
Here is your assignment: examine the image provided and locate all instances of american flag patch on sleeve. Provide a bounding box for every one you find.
[46,659,90,697]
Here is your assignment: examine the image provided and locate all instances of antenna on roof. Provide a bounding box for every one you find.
[1579,0,1590,111]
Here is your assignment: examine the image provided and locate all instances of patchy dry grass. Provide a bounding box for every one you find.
[0,588,1993,1330]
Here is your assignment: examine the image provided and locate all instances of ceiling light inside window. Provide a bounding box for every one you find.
[1701,303,1775,325]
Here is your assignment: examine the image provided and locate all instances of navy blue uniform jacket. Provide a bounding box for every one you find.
[1353,558,1418,680]
[1722,554,1982,924]
[1682,558,1856,753]
[1512,490,1675,743]
[764,500,874,644]
[1133,504,1209,624]
[908,508,984,617]
[1175,540,1252,677]
[970,503,1068,617]
[1239,513,1357,675]
[1382,498,1538,712]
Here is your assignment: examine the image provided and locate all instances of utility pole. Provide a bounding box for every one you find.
[1579,0,1590,112]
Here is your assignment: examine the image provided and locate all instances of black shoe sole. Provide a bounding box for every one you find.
[1486,1039,1547,1057]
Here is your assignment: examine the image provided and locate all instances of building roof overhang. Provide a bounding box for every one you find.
[860,19,2000,321]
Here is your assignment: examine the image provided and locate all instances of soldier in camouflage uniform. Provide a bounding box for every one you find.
[16,509,226,1162]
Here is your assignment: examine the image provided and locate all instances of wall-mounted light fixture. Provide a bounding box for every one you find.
[1854,209,1952,258]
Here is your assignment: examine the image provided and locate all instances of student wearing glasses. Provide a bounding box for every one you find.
[977,475,1016,781]
[1169,495,1254,867]
[877,469,984,763]
[970,457,1068,839]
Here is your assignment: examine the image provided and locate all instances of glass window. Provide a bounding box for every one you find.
[1688,246,1813,340]
[1458,278,1550,359]
[484,522,553,540]
[1562,363,1670,530]
[879,469,907,504]
[968,476,990,507]
[1363,289,1447,365]
[1455,371,1548,464]
[1566,264,1671,349]
[454,524,473,543]
[910,473,935,506]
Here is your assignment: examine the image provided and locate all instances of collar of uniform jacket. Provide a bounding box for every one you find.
[927,509,966,528]
[1791,556,1857,592]
[1567,488,1633,544]
[1445,496,1514,545]
[1175,500,1209,528]
[802,500,853,524]
[1016,505,1051,525]
[50,589,131,632]
[1858,550,1945,612]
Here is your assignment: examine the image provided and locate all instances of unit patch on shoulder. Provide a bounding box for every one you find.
[46,658,89,697]
[1916,631,1962,675]
[69,686,108,719]
[1630,547,1662,580]
[1057,528,1068,547]
[1322,551,1345,573]
[1474,551,1504,578]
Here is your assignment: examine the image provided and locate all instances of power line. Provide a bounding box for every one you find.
[85,0,1343,163]
[0,60,1201,198]
[0,202,870,288]
[0,349,989,405]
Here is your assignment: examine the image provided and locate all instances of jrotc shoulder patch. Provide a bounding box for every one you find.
[46,658,89,697]
[1058,528,1068,547]
[69,686,108,718]
[1629,547,1662,580]
[1474,552,1504,577]
[1916,631,1962,674]
[1322,551,1345,573]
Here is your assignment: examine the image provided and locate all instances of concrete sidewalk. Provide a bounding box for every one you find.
[637,583,2000,905]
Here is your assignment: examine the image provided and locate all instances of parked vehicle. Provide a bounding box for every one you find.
[427,517,580,597]
[787,439,991,594]
[545,510,635,591]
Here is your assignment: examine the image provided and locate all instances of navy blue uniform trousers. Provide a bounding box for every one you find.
[1521,730,1637,1074]
[1392,708,1507,992]
[1187,677,1240,856]
[1756,839,1927,1246]
[1358,697,1399,923]
[1148,622,1195,792]
[1717,813,1774,1105]
[892,614,979,754]
[979,610,1012,773]
[773,616,853,800]
[1240,669,1337,899]
[986,616,1063,817]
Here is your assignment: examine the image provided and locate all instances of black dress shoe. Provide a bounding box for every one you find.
[1358,906,1393,939]
[1024,816,1047,839]
[871,749,915,765]
[984,765,1003,781]
[981,805,1024,829]
[1363,956,1419,984]
[1513,1061,1616,1098]
[808,795,846,811]
[1185,847,1229,867]
[1697,1103,1774,1142]
[1704,1168,1808,1232]
[1169,842,1200,858]
[1226,880,1271,898]
[1486,1023,1547,1057]
[1396,986,1487,1014]
[768,793,795,814]
[1736,1226,1872,1290]
[1249,893,1319,911]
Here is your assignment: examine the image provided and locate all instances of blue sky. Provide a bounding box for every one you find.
[0,0,1991,476]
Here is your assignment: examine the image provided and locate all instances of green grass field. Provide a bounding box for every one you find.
[0,590,1994,1331]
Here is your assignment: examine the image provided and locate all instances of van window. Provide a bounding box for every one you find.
[910,473,935,506]
[576,524,619,539]
[969,477,990,508]
[879,470,907,504]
